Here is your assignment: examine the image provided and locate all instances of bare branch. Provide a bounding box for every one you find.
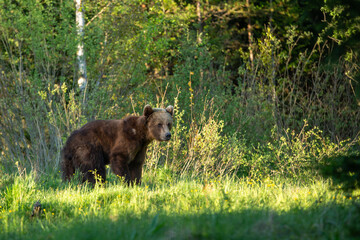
[86,2,112,27]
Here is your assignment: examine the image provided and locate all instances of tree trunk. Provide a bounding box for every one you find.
[269,0,281,137]
[196,0,204,88]
[196,0,203,44]
[75,0,87,91]
[246,0,254,67]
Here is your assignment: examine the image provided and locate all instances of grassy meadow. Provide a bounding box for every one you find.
[0,170,359,240]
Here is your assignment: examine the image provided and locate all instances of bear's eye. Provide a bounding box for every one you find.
[167,123,172,128]
[157,123,162,127]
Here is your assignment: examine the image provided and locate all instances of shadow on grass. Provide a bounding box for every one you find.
[3,202,359,240]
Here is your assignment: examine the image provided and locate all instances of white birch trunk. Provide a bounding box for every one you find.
[246,0,254,67]
[196,0,203,44]
[75,0,87,90]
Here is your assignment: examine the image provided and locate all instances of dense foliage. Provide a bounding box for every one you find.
[0,0,359,179]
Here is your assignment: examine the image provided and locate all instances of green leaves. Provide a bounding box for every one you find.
[320,0,360,55]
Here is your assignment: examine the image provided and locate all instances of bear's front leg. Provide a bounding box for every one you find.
[128,147,147,185]
[129,161,143,185]
[110,154,131,184]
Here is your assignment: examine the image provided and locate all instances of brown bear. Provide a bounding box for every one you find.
[61,105,173,185]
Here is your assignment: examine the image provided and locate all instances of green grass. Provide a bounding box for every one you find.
[0,170,359,240]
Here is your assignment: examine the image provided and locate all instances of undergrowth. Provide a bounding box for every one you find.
[1,11,359,177]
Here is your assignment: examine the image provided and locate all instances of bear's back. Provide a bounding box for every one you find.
[64,120,121,151]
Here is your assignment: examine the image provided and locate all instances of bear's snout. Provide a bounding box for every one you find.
[165,132,171,140]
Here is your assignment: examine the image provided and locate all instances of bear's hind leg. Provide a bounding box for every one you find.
[81,164,106,185]
[77,145,107,185]
[61,151,75,182]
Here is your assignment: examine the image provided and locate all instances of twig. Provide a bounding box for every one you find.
[86,2,112,27]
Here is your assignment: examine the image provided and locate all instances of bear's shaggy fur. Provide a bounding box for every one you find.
[61,105,173,185]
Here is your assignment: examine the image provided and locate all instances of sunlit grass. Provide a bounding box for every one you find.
[0,171,359,239]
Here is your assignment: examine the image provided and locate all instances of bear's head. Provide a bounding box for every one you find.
[143,105,174,142]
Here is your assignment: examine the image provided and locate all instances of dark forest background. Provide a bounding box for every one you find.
[0,0,359,179]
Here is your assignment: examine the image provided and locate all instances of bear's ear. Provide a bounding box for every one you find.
[166,105,174,116]
[143,105,153,118]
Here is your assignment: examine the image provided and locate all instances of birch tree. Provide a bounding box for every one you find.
[246,0,254,67]
[75,0,87,91]
[196,0,203,44]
